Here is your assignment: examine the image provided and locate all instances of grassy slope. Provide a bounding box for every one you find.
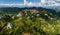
[0,7,60,35]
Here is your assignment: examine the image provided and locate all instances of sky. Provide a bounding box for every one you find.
[0,0,40,3]
[0,0,60,8]
[0,0,23,3]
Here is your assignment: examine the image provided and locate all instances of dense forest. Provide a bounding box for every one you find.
[0,7,60,35]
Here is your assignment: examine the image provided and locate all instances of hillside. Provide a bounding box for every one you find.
[0,7,60,16]
[0,7,60,35]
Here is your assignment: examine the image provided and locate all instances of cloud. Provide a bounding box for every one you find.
[26,0,60,7]
[55,0,60,3]
[55,0,60,1]
[24,0,28,5]
[0,3,24,7]
[41,0,45,3]
[0,0,60,7]
[40,0,60,6]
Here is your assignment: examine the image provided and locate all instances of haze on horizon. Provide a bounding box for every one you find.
[0,0,60,7]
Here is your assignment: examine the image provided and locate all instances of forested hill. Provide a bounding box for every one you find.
[0,7,60,16]
[0,7,60,35]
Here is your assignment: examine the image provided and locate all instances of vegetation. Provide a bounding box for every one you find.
[0,7,60,35]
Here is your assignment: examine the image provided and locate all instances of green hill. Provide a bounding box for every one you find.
[0,7,60,35]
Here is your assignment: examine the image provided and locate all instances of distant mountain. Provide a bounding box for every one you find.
[0,7,20,14]
[0,7,60,17]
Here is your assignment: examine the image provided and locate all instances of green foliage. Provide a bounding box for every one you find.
[0,8,60,35]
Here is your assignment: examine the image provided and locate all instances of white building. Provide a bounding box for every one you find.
[7,22,12,29]
[17,13,22,17]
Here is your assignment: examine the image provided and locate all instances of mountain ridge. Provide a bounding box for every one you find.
[0,7,60,17]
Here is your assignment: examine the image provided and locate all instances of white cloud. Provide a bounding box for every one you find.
[41,0,46,3]
[0,0,60,7]
[27,2,37,7]
[24,0,28,6]
[0,3,23,7]
[40,0,60,6]
[55,0,60,1]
